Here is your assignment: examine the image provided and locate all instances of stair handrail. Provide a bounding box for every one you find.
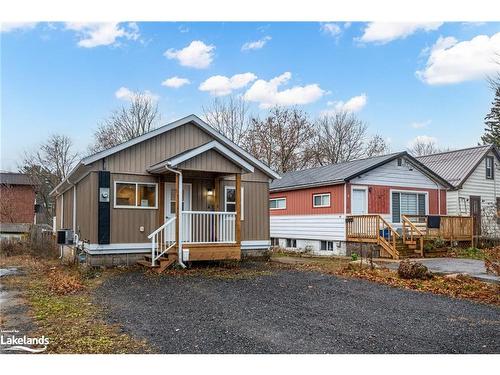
[149,217,176,266]
[378,216,400,258]
[401,215,424,256]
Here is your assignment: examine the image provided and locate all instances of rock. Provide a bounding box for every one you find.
[398,259,433,280]
[348,260,380,270]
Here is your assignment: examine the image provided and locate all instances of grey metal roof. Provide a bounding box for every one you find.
[0,173,36,186]
[417,145,496,188]
[270,152,405,191]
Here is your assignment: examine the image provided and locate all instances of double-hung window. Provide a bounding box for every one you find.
[270,197,286,210]
[313,193,330,208]
[392,191,426,223]
[486,156,494,179]
[115,182,158,208]
[224,186,244,220]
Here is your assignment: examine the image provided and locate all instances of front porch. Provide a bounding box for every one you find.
[346,214,474,259]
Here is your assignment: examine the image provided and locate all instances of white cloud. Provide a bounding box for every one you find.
[407,135,438,148]
[416,32,500,85]
[161,76,191,88]
[115,87,159,102]
[359,22,443,44]
[320,23,342,37]
[199,73,257,96]
[410,120,431,129]
[0,22,37,33]
[324,93,368,114]
[65,22,140,48]
[241,36,271,51]
[178,25,189,33]
[243,72,325,109]
[164,40,215,69]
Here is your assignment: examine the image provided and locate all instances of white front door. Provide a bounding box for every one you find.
[352,188,367,215]
[164,182,192,241]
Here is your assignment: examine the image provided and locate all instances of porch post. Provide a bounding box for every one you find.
[235,173,241,244]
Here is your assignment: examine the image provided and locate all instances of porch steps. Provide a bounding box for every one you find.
[395,239,420,259]
[138,254,178,273]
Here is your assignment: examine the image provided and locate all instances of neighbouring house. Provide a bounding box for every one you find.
[50,114,280,268]
[269,152,460,259]
[417,144,500,238]
[0,172,38,240]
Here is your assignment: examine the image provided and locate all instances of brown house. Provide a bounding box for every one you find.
[50,115,280,267]
[0,173,37,239]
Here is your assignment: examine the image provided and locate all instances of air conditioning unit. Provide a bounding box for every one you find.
[57,229,74,245]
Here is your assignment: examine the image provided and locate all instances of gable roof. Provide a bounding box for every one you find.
[81,114,279,179]
[0,172,37,186]
[51,114,280,196]
[147,140,255,174]
[270,151,451,192]
[417,144,499,189]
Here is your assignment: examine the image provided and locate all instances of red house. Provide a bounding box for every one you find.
[269,152,451,258]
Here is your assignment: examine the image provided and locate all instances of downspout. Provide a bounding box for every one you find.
[164,164,186,268]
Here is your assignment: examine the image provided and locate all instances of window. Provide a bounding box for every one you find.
[397,158,403,166]
[286,238,297,248]
[313,193,330,207]
[224,186,244,220]
[320,240,334,251]
[392,191,426,222]
[270,197,286,210]
[271,237,280,246]
[486,156,494,179]
[114,182,157,209]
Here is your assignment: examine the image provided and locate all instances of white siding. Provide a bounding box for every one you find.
[456,151,500,236]
[277,238,346,256]
[271,215,346,241]
[355,157,442,189]
[446,190,459,215]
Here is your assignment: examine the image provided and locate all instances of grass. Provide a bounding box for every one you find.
[0,255,151,354]
[447,247,486,260]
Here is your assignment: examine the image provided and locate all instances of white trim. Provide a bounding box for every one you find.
[166,140,254,174]
[113,181,158,209]
[351,185,368,215]
[312,193,331,208]
[241,240,271,250]
[164,182,192,219]
[389,189,429,222]
[224,185,244,220]
[81,114,278,178]
[269,197,287,210]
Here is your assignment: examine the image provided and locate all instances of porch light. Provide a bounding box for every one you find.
[207,188,214,196]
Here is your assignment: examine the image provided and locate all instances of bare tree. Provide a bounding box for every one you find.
[202,96,250,146]
[244,107,315,173]
[19,134,78,223]
[365,135,390,157]
[89,92,161,154]
[312,111,368,165]
[407,137,446,157]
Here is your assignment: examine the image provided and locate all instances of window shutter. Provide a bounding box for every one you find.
[392,192,400,223]
[418,194,426,216]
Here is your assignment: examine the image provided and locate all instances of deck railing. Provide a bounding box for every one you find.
[346,215,400,258]
[402,215,424,256]
[148,217,176,266]
[182,211,236,244]
[403,214,473,242]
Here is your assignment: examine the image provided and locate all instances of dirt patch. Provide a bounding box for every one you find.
[0,255,151,354]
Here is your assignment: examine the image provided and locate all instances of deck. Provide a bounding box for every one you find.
[346,214,474,259]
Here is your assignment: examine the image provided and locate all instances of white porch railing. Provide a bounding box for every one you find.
[182,211,236,244]
[148,217,176,266]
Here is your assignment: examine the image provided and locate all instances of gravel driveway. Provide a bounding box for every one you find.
[94,263,500,354]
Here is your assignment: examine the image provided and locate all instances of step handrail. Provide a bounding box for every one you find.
[148,217,176,239]
[149,217,176,266]
[378,216,400,258]
[401,215,424,256]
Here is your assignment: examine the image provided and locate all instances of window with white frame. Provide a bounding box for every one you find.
[286,238,297,248]
[391,191,426,222]
[320,240,334,251]
[115,182,157,208]
[270,197,286,210]
[313,193,330,207]
[224,186,244,220]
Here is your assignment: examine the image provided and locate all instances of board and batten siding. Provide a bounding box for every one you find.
[270,215,346,241]
[178,149,242,174]
[76,172,98,243]
[62,187,74,229]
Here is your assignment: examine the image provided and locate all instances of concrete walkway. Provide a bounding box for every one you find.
[381,258,499,283]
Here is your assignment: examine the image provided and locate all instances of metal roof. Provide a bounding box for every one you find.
[0,173,36,186]
[417,145,497,188]
[271,152,404,191]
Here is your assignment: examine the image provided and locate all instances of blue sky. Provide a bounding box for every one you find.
[1,21,500,171]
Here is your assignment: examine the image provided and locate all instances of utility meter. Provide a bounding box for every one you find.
[99,187,110,202]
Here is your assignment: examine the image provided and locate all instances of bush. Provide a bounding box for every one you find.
[398,259,433,280]
[484,247,500,276]
[0,226,58,259]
